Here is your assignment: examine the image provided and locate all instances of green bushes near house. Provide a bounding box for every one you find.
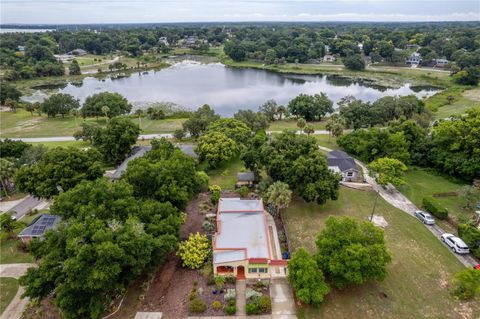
[246,295,272,315]
[422,197,448,220]
[224,299,236,315]
[457,223,480,259]
[189,298,207,313]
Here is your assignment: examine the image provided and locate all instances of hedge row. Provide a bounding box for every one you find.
[422,197,448,220]
[458,224,480,259]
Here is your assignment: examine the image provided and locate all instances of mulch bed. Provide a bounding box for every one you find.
[190,279,236,316]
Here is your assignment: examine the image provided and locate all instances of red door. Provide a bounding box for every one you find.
[237,266,245,279]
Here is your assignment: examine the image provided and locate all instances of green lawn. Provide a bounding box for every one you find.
[30,141,91,148]
[0,236,34,264]
[433,87,480,119]
[268,119,327,131]
[397,167,471,231]
[0,277,19,315]
[204,157,245,190]
[313,134,338,150]
[283,187,478,319]
[0,109,186,138]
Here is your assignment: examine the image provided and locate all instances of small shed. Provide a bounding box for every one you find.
[236,172,255,188]
[18,214,61,244]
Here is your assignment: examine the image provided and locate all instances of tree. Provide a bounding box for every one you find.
[196,132,237,168]
[40,93,80,118]
[451,268,480,300]
[134,109,143,129]
[73,122,102,143]
[431,108,480,181]
[316,216,391,288]
[18,144,48,166]
[288,93,333,121]
[453,67,480,86]
[207,118,251,145]
[325,114,345,138]
[303,124,314,136]
[277,105,287,120]
[92,117,140,164]
[0,83,21,104]
[288,248,329,307]
[0,159,17,197]
[343,54,365,70]
[123,139,202,209]
[259,99,278,121]
[81,92,132,118]
[69,59,81,75]
[264,48,277,64]
[0,139,31,158]
[367,157,408,187]
[264,181,292,215]
[182,104,220,138]
[296,118,306,130]
[259,132,339,204]
[234,110,269,132]
[20,179,182,319]
[177,232,210,269]
[15,147,103,198]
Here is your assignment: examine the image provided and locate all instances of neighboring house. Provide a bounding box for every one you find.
[68,49,87,56]
[327,150,360,182]
[18,214,61,244]
[17,45,25,52]
[159,37,169,46]
[357,43,363,51]
[236,172,255,188]
[110,144,198,180]
[432,58,449,67]
[406,52,422,64]
[213,198,287,279]
[324,44,331,54]
[323,54,336,62]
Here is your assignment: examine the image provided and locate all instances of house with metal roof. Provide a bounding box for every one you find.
[18,214,61,244]
[212,198,287,279]
[327,150,360,182]
[235,171,255,188]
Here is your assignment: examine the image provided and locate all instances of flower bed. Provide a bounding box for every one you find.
[245,279,272,315]
[188,274,237,316]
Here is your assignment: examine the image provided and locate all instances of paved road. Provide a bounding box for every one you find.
[319,145,478,268]
[0,263,36,319]
[6,196,43,220]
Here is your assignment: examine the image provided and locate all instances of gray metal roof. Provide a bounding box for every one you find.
[18,214,61,238]
[237,172,255,182]
[213,250,246,264]
[111,146,151,180]
[327,150,359,172]
[177,144,198,159]
[214,198,269,262]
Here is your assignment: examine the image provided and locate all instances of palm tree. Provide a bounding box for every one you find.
[0,159,17,198]
[70,108,80,127]
[101,106,110,122]
[135,109,143,129]
[264,181,292,217]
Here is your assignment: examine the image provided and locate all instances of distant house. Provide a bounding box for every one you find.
[109,144,197,180]
[357,43,363,51]
[17,45,25,52]
[327,150,360,182]
[406,52,422,65]
[324,45,331,54]
[323,54,336,62]
[159,37,169,46]
[406,44,420,50]
[18,214,61,244]
[236,172,255,188]
[213,198,287,279]
[68,49,87,56]
[432,58,449,67]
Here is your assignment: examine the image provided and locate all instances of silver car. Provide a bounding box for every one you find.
[414,211,435,225]
[441,233,470,254]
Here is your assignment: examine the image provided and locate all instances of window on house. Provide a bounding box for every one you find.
[347,172,354,177]
[258,268,268,273]
[248,268,257,273]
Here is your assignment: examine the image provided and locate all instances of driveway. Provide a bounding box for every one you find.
[319,145,478,268]
[271,278,297,319]
[2,196,44,220]
[0,263,36,319]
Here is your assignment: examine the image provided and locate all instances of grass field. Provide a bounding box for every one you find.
[433,87,480,119]
[0,277,19,315]
[268,119,327,131]
[0,235,34,264]
[283,187,478,319]
[203,157,245,190]
[397,167,471,231]
[313,134,338,150]
[0,109,185,138]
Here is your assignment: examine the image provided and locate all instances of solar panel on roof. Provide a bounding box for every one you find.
[31,225,46,236]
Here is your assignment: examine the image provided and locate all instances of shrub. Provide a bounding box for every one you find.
[246,302,259,315]
[237,186,249,198]
[245,288,262,300]
[452,268,480,300]
[206,274,216,286]
[215,275,225,289]
[224,288,236,301]
[202,220,214,232]
[177,232,210,269]
[173,129,185,140]
[210,185,221,205]
[212,300,223,311]
[254,280,265,290]
[189,299,207,313]
[189,290,197,301]
[457,224,480,259]
[257,295,272,313]
[224,300,236,315]
[225,275,236,284]
[422,197,448,220]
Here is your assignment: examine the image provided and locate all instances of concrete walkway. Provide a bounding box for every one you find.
[0,263,36,319]
[319,145,478,267]
[236,280,246,316]
[270,279,297,319]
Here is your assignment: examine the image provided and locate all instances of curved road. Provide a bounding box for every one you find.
[319,145,478,268]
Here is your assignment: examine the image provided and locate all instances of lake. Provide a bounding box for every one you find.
[57,61,439,116]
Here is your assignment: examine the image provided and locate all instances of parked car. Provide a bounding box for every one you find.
[414,210,435,225]
[440,233,470,254]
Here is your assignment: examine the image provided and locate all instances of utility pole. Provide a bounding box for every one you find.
[370,190,379,222]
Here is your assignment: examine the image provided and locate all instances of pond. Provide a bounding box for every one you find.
[55,61,439,116]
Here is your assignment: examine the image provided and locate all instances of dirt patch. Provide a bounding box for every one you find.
[21,296,63,319]
[463,88,480,102]
[1,118,43,134]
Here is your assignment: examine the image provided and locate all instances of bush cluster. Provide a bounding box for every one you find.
[422,197,448,220]
[189,299,207,314]
[224,299,236,315]
[246,295,271,315]
[457,223,480,259]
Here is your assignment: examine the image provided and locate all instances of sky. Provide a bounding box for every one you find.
[1,0,479,25]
